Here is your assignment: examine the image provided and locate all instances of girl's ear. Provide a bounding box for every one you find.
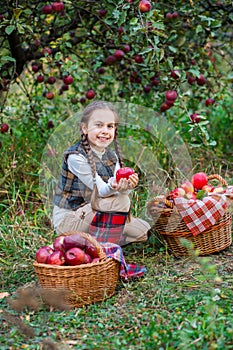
[81,123,88,135]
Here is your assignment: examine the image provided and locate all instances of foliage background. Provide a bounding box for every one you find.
[0,0,233,349]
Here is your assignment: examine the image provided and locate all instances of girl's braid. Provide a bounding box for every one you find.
[114,127,124,168]
[80,131,97,182]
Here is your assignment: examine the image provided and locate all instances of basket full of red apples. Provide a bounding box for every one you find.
[33,231,120,307]
[147,173,232,256]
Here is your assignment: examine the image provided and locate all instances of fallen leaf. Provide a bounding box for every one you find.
[0,292,10,300]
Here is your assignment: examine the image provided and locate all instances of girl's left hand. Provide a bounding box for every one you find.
[128,173,139,189]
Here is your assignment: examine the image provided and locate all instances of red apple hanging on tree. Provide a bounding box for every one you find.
[139,0,152,13]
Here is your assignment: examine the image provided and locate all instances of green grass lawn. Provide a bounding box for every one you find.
[1,217,233,350]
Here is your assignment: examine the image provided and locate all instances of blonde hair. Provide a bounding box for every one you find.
[80,101,124,179]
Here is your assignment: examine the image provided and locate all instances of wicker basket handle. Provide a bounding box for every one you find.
[147,195,174,210]
[59,231,106,260]
[207,174,228,187]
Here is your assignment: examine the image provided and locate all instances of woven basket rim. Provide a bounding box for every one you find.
[33,257,108,269]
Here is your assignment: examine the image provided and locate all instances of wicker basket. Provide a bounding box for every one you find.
[33,231,120,307]
[147,174,232,256]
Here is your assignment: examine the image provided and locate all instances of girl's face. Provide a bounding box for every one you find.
[81,108,116,152]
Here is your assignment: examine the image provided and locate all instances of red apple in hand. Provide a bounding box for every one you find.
[192,172,208,190]
[65,247,85,266]
[116,167,135,183]
[47,250,65,265]
[36,246,54,263]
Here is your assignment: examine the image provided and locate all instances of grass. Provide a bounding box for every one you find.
[1,205,233,349]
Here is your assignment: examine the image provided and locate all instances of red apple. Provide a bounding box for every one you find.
[180,181,194,193]
[160,102,171,112]
[165,12,173,20]
[170,70,180,79]
[41,47,52,56]
[36,246,54,264]
[65,247,85,266]
[98,9,107,17]
[85,241,99,259]
[53,236,65,252]
[196,74,207,86]
[192,172,208,190]
[165,99,175,107]
[63,233,86,251]
[116,167,135,183]
[139,0,152,13]
[45,92,54,100]
[172,11,179,19]
[187,76,196,85]
[32,65,39,73]
[97,67,105,74]
[165,90,178,101]
[143,84,151,93]
[47,250,65,265]
[190,113,200,123]
[202,185,215,193]
[47,76,56,84]
[91,258,100,264]
[212,186,226,194]
[114,50,124,60]
[122,44,131,53]
[167,187,186,199]
[1,123,9,133]
[105,55,116,65]
[205,98,215,106]
[62,75,73,85]
[52,2,64,12]
[134,54,144,63]
[37,75,44,83]
[85,89,95,99]
[84,253,92,264]
[42,4,53,14]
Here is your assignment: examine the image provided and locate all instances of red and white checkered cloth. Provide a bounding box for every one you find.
[174,192,232,236]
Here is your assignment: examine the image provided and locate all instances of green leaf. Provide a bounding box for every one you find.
[168,46,177,53]
[130,17,138,25]
[196,190,207,200]
[196,25,202,34]
[5,25,15,35]
[13,8,23,19]
[0,55,16,62]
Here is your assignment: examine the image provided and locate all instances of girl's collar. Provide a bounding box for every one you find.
[90,146,105,159]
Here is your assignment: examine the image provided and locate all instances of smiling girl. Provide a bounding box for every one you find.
[52,100,150,245]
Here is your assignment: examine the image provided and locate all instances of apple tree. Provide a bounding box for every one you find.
[0,0,233,173]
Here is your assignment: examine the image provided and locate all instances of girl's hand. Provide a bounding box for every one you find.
[110,173,139,192]
[128,173,139,189]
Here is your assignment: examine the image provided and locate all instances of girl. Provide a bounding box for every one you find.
[52,100,150,245]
